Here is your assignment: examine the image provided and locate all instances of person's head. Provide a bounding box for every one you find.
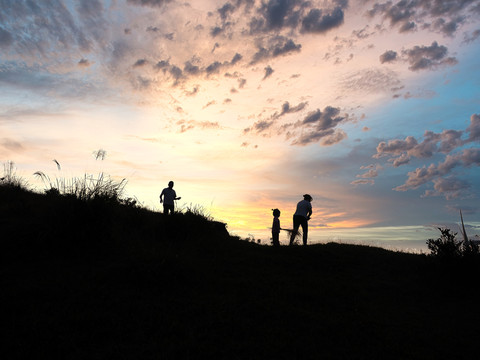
[272,208,281,217]
[168,181,174,188]
[303,194,312,202]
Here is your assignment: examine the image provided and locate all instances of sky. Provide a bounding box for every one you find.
[1,0,480,249]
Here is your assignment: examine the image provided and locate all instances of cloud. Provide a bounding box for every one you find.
[217,2,235,21]
[301,7,345,34]
[176,119,220,133]
[374,114,479,164]
[78,58,91,67]
[126,0,172,7]
[0,0,101,57]
[379,50,398,63]
[263,65,274,80]
[423,177,470,200]
[134,59,148,67]
[0,26,13,48]
[463,29,480,43]
[402,41,457,71]
[394,148,480,193]
[272,101,308,119]
[248,0,303,34]
[351,179,375,186]
[466,114,480,142]
[340,68,401,94]
[366,0,475,36]
[291,106,349,146]
[358,114,480,198]
[1,138,24,152]
[250,37,301,64]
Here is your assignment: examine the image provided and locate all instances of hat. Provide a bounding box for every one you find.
[303,194,313,201]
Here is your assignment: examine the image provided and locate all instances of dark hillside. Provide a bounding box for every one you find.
[2,185,480,359]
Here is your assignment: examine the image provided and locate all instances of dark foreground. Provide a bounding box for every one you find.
[3,186,480,359]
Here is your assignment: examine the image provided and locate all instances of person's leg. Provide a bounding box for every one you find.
[272,232,280,247]
[300,217,308,245]
[290,215,300,245]
[164,204,174,215]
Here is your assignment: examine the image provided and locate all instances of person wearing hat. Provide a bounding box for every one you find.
[289,194,313,246]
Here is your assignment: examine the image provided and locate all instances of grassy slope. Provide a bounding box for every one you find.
[3,185,480,359]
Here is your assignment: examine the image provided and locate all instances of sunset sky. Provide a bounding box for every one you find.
[1,0,479,248]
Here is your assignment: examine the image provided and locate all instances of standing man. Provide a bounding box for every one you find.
[289,194,313,246]
[160,181,181,215]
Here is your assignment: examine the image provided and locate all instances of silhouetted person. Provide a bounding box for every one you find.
[160,181,181,215]
[272,208,281,247]
[289,194,313,246]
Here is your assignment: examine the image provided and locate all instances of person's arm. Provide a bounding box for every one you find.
[173,190,181,201]
[307,204,312,219]
[160,190,164,203]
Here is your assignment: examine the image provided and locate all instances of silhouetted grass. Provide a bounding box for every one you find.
[2,183,480,359]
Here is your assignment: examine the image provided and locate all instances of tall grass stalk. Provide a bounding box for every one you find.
[1,161,28,188]
[34,171,127,202]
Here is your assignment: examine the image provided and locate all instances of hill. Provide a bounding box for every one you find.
[2,184,480,359]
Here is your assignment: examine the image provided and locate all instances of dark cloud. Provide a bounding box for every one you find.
[134,59,148,67]
[431,17,461,36]
[291,106,348,146]
[169,65,183,81]
[127,0,172,7]
[399,21,416,33]
[155,60,170,70]
[78,58,91,67]
[466,114,480,143]
[0,26,13,48]
[184,61,200,75]
[423,0,476,17]
[218,2,235,21]
[253,120,275,133]
[251,37,301,64]
[275,101,308,118]
[402,41,457,71]
[301,7,345,34]
[263,65,274,80]
[231,53,243,65]
[272,38,301,56]
[366,0,477,36]
[206,61,222,75]
[211,26,224,37]
[238,78,247,88]
[463,29,480,43]
[379,50,398,63]
[248,0,303,34]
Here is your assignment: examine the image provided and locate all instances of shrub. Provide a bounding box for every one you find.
[427,228,462,259]
[427,227,479,259]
